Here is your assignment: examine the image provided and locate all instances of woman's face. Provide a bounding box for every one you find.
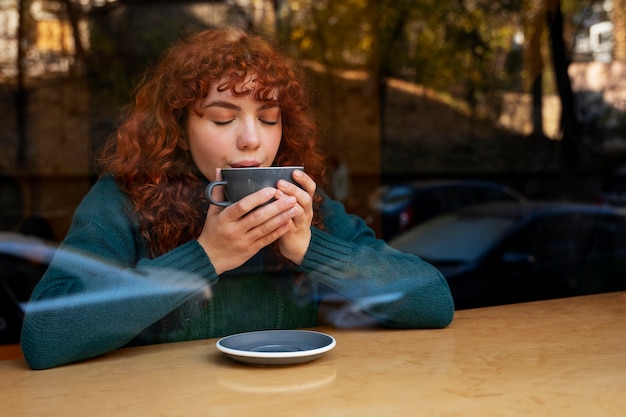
[183,80,282,181]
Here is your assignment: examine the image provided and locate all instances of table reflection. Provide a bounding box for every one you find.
[216,362,337,394]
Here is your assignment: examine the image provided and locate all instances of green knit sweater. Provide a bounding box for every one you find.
[21,175,454,369]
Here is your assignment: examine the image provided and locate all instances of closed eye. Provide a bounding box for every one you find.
[258,106,280,126]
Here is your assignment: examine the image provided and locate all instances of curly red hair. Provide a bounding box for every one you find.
[99,28,326,257]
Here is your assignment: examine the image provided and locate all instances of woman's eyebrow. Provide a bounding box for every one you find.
[201,101,278,111]
[202,100,240,110]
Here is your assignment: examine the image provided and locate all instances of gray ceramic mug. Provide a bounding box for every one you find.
[205,166,304,207]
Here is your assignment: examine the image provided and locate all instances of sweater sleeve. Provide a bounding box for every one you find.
[20,176,217,370]
[298,194,454,329]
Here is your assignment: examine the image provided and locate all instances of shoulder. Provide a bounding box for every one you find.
[78,175,128,208]
[62,174,143,259]
[70,174,134,228]
[91,174,124,194]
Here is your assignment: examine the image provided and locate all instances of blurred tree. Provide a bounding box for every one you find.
[57,0,87,75]
[523,0,547,139]
[368,0,525,142]
[523,0,594,197]
[280,0,379,144]
[284,0,376,69]
[547,0,581,198]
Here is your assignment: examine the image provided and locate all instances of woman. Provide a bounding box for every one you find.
[21,27,454,370]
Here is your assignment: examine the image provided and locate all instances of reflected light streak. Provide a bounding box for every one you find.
[0,232,211,313]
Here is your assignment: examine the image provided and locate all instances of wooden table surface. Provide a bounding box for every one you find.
[2,291,625,417]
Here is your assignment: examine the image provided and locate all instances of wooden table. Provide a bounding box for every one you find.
[2,292,625,417]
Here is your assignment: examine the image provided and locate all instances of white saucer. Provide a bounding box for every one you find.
[216,330,336,366]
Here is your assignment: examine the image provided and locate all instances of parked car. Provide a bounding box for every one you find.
[367,179,526,241]
[389,201,626,309]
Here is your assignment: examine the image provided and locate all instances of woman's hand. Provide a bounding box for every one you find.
[197,170,298,275]
[275,169,315,265]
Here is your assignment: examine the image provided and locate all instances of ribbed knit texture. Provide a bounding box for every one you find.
[21,175,453,370]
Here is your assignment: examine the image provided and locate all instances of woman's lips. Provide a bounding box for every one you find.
[230,162,261,168]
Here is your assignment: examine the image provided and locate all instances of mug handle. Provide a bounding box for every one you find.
[205,181,232,207]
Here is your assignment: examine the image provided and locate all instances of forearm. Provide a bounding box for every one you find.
[21,240,216,370]
[299,227,454,329]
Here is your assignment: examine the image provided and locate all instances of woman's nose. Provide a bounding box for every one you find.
[237,120,261,150]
